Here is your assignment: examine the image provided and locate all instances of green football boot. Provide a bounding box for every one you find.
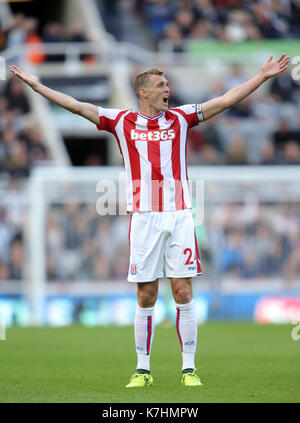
[181,369,203,387]
[126,372,153,388]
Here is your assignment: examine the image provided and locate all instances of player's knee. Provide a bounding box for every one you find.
[137,289,157,308]
[173,287,192,304]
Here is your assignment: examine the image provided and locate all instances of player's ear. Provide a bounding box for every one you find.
[140,87,148,99]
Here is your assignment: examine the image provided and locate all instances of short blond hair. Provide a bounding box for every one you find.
[133,68,164,98]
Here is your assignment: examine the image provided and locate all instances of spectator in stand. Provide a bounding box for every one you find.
[190,18,213,40]
[67,23,94,62]
[2,77,30,115]
[0,262,10,280]
[23,121,49,165]
[0,28,7,52]
[225,63,247,91]
[143,0,174,42]
[24,17,45,65]
[199,144,225,165]
[269,72,300,103]
[259,140,279,165]
[285,239,300,282]
[97,0,122,40]
[226,135,249,165]
[202,117,223,152]
[273,119,300,151]
[192,0,220,25]
[93,256,112,280]
[158,22,185,52]
[175,8,194,38]
[84,153,103,166]
[112,244,130,279]
[42,22,66,62]
[217,230,243,274]
[262,238,286,277]
[281,141,300,165]
[251,2,286,39]
[5,13,26,54]
[0,207,16,263]
[136,0,300,48]
[290,0,300,37]
[191,117,225,165]
[3,140,30,177]
[8,235,23,280]
[223,10,251,42]
[223,64,254,118]
[240,248,261,279]
[0,78,50,177]
[251,93,280,122]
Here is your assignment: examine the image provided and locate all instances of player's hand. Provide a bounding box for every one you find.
[9,65,40,89]
[261,53,290,79]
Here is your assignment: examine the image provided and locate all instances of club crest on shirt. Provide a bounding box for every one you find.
[130,264,137,275]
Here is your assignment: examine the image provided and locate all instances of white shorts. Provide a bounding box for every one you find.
[127,209,202,282]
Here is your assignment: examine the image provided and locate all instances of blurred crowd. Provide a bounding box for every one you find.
[1,4,300,284]
[45,204,130,281]
[185,62,300,166]
[0,78,50,177]
[134,0,300,50]
[2,199,300,283]
[209,202,300,282]
[0,14,92,64]
[0,205,23,281]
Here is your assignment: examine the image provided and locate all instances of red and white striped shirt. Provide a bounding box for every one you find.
[97,104,204,212]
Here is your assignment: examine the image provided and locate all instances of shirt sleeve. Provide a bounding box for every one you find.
[171,104,205,128]
[97,107,126,133]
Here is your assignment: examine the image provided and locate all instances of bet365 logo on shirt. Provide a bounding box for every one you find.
[131,129,175,142]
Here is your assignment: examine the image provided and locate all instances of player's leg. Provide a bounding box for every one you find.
[170,277,197,371]
[170,277,202,386]
[126,280,158,388]
[126,211,164,387]
[165,209,202,385]
[135,280,158,372]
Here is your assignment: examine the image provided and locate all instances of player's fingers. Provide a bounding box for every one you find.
[279,66,288,74]
[267,55,273,62]
[9,65,20,75]
[13,65,23,74]
[9,67,18,77]
[279,57,290,68]
[277,53,286,63]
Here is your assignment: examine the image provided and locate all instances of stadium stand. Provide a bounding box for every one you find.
[135,0,300,48]
[0,0,300,301]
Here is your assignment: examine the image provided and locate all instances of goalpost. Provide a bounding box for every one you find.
[26,165,300,325]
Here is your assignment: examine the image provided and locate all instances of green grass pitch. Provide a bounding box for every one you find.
[0,323,299,403]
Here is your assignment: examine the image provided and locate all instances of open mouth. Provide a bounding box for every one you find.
[163,96,169,105]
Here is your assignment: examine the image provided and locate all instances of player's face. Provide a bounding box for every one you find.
[145,75,170,112]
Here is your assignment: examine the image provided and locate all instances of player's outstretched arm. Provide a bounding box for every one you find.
[9,65,99,126]
[201,53,290,121]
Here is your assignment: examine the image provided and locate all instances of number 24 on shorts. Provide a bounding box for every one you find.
[184,248,196,265]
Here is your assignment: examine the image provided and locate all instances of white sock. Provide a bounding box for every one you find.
[134,304,155,372]
[175,300,197,371]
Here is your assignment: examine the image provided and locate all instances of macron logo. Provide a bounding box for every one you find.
[131,129,175,142]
